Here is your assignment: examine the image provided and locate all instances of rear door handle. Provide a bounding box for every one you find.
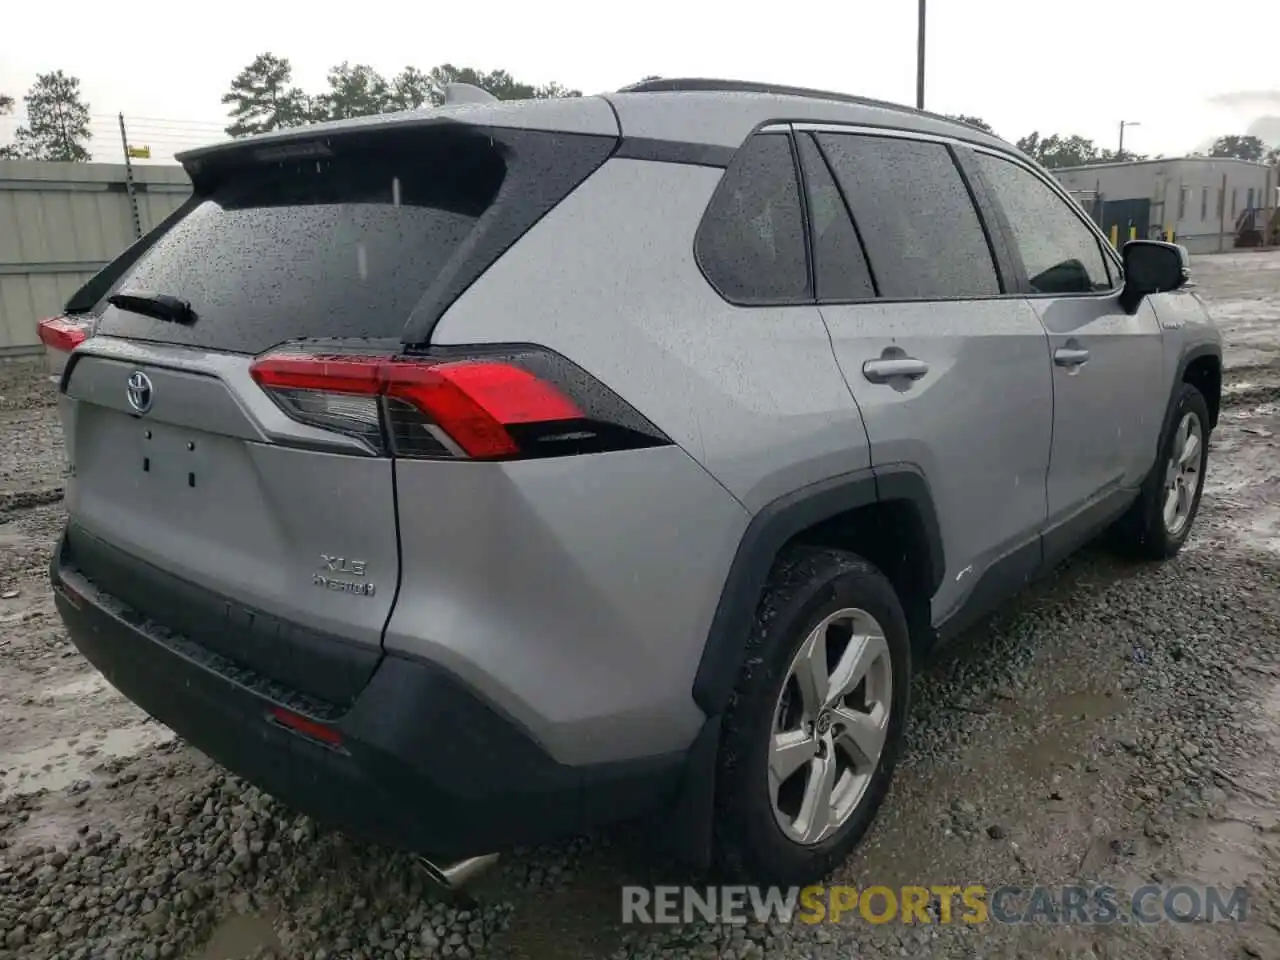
[862,357,930,384]
[1054,347,1091,368]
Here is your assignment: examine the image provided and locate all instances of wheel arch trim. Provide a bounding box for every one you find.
[1174,342,1222,426]
[692,464,944,717]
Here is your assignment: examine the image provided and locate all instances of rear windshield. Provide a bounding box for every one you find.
[95,128,506,354]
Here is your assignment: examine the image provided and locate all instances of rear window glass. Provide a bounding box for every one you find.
[97,130,506,354]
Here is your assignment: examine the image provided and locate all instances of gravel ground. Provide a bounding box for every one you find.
[2,251,1280,960]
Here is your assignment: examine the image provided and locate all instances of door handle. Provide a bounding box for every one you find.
[862,357,930,384]
[1054,347,1091,368]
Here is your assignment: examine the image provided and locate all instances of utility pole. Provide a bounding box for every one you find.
[1118,119,1140,160]
[915,0,927,109]
[118,113,142,241]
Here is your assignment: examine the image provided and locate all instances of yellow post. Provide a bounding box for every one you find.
[1110,224,1119,248]
[1129,225,1137,242]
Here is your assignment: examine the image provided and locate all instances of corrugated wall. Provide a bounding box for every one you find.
[0,160,191,355]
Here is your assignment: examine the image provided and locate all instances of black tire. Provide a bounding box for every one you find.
[711,546,912,886]
[1109,382,1211,560]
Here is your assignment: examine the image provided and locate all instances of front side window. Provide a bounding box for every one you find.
[973,151,1113,295]
[815,133,1001,299]
[695,133,810,303]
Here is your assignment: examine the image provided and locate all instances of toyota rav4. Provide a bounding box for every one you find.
[43,78,1222,886]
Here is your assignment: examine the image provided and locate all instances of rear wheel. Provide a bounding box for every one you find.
[1110,382,1211,560]
[712,546,912,885]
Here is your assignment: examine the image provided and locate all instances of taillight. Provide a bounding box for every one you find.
[248,345,671,461]
[38,315,92,353]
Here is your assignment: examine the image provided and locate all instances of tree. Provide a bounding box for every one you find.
[8,71,91,161]
[1097,147,1148,163]
[1209,134,1266,162]
[0,93,13,114]
[221,53,313,137]
[317,62,391,120]
[1268,146,1280,166]
[946,114,995,135]
[1016,131,1101,169]
[389,66,437,110]
[222,56,582,134]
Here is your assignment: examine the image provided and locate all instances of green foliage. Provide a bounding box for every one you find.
[7,71,92,161]
[1012,131,1149,168]
[220,53,313,137]
[0,93,13,114]
[221,54,582,137]
[1209,135,1266,161]
[317,62,392,120]
[388,67,436,111]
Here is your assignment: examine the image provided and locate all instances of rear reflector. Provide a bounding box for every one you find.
[268,706,344,748]
[38,316,92,353]
[249,346,670,461]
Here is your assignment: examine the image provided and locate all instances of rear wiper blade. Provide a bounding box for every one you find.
[107,290,197,325]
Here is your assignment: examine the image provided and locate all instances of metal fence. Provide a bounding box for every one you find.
[0,159,191,356]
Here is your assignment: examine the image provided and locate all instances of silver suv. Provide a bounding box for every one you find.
[44,78,1222,886]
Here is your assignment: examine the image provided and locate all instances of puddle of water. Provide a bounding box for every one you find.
[3,722,174,795]
[1000,692,1127,778]
[186,909,280,960]
[1046,690,1127,721]
[1008,738,1084,778]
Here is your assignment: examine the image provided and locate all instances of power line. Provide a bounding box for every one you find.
[92,113,224,129]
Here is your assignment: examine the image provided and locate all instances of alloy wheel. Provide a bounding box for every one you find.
[768,607,893,846]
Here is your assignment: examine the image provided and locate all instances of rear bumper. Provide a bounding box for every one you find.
[50,533,698,859]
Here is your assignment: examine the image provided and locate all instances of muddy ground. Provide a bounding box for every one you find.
[2,251,1279,960]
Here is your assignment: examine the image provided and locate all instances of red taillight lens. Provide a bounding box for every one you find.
[249,346,670,461]
[38,316,91,353]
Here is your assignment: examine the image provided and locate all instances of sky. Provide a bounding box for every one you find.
[3,0,1280,165]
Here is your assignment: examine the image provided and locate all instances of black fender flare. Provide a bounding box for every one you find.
[691,464,945,718]
[1161,343,1222,441]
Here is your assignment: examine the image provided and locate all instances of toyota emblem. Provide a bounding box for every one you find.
[126,371,154,414]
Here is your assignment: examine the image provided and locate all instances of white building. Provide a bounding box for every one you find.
[1054,157,1275,254]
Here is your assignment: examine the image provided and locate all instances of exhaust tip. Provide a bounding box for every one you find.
[416,853,500,891]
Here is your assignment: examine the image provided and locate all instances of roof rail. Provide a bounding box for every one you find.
[614,77,966,128]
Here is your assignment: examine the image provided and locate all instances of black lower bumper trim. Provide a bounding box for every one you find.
[51,534,693,859]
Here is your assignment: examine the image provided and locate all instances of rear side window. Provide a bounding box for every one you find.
[972,151,1114,294]
[96,128,508,354]
[695,133,810,303]
[815,134,1001,299]
[796,134,876,301]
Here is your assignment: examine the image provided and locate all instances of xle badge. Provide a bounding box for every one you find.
[313,554,376,597]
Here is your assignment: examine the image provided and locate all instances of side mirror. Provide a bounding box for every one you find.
[1120,240,1190,312]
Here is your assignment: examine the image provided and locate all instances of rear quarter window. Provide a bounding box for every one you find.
[695,132,811,304]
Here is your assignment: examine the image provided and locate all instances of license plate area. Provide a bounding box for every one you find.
[133,420,215,490]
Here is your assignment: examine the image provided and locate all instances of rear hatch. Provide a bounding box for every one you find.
[56,113,618,706]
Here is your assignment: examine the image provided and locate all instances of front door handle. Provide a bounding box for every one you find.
[1054,347,1091,368]
[862,357,930,384]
